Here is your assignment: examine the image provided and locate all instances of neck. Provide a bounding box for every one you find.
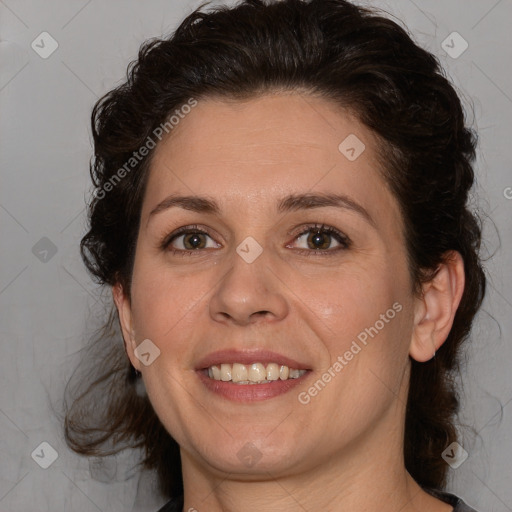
[178,404,440,512]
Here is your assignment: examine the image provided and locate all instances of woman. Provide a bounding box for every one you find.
[64,1,486,510]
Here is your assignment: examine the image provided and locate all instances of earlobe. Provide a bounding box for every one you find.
[409,251,465,363]
[112,283,141,372]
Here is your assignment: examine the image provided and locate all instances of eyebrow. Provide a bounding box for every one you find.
[148,192,376,228]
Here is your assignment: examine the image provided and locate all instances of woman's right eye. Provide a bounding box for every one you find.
[171,231,218,251]
[162,225,221,255]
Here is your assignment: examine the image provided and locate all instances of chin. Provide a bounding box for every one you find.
[189,432,308,477]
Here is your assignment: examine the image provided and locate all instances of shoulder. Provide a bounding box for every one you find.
[423,487,481,512]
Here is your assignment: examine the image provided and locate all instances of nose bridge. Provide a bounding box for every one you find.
[208,241,289,325]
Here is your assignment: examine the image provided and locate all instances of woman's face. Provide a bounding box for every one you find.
[117,93,420,477]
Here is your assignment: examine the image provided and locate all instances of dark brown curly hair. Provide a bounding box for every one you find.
[63,0,487,500]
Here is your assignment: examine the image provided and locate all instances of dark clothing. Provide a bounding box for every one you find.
[424,487,480,512]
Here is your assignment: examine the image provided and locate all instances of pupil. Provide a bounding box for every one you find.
[309,231,329,249]
[185,233,204,249]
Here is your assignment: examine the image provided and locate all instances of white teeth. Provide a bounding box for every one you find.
[206,363,307,384]
[220,363,232,382]
[232,363,248,383]
[266,363,279,381]
[248,363,266,382]
[212,365,221,380]
[289,368,300,379]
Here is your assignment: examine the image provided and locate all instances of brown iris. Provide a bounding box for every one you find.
[308,231,331,250]
[183,232,207,250]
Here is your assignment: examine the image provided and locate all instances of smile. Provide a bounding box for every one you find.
[206,362,308,384]
[195,349,312,401]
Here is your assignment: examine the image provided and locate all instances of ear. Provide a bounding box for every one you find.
[410,250,465,362]
[112,283,141,372]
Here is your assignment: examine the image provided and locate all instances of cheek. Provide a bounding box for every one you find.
[129,258,205,344]
[299,263,410,378]
[296,265,398,334]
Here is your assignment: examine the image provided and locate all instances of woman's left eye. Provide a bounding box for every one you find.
[287,225,350,253]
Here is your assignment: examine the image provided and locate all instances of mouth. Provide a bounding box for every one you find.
[195,349,312,401]
[202,362,307,384]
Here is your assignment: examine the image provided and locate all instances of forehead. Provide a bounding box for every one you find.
[142,93,401,235]
[151,93,369,167]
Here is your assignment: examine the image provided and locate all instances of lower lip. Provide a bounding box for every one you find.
[196,370,310,402]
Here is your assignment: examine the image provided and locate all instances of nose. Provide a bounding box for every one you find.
[208,247,289,326]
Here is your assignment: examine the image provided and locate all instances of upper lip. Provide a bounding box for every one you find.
[196,349,311,371]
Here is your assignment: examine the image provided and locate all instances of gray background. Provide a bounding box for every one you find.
[1,0,511,510]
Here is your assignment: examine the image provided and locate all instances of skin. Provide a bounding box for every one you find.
[113,93,464,512]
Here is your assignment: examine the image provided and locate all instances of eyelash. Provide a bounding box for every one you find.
[160,223,351,257]
[287,223,351,256]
